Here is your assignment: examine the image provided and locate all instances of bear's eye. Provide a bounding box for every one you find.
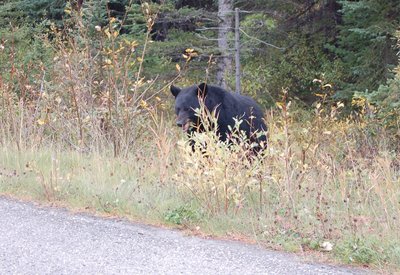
[183,107,189,112]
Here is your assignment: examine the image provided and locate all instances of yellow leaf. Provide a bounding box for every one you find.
[275,102,283,109]
[37,119,47,125]
[175,64,181,72]
[140,100,148,108]
[104,28,111,39]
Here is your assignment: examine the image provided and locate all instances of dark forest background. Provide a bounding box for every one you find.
[1,0,399,115]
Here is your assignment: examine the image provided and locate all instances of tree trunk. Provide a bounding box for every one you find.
[216,0,233,89]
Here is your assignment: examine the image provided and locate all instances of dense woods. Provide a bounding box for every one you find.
[0,1,399,270]
[1,0,399,110]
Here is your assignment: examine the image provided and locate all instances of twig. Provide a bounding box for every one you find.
[240,28,285,50]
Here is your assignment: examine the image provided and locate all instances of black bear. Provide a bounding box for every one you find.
[170,83,267,147]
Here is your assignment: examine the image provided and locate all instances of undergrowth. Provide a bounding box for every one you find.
[0,4,399,272]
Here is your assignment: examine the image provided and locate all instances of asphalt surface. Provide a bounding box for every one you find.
[0,196,368,275]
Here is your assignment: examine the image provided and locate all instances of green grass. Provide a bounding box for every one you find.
[0,146,178,222]
[0,138,399,272]
[334,237,399,268]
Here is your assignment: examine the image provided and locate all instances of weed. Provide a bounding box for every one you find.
[164,206,201,225]
[335,238,388,266]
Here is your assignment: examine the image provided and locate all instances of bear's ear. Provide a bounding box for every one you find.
[197,83,208,97]
[170,85,181,98]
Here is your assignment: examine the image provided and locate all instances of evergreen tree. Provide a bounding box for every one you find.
[332,0,400,99]
[0,0,65,26]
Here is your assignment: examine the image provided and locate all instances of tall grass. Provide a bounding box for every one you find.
[0,3,166,155]
[0,4,399,271]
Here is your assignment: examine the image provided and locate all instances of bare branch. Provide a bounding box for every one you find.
[239,28,285,51]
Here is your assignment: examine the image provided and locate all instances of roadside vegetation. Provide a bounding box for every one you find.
[0,0,399,271]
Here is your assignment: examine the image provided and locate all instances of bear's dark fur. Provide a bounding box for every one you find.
[170,83,267,146]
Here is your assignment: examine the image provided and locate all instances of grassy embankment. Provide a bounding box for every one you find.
[1,101,399,270]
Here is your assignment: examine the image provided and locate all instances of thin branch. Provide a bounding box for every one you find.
[239,28,285,51]
[196,27,234,31]
[195,33,234,42]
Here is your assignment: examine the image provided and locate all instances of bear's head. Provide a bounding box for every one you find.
[170,83,208,132]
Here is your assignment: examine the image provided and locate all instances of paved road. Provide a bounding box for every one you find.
[0,197,367,275]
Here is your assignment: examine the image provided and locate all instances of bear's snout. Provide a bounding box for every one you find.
[176,117,191,132]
